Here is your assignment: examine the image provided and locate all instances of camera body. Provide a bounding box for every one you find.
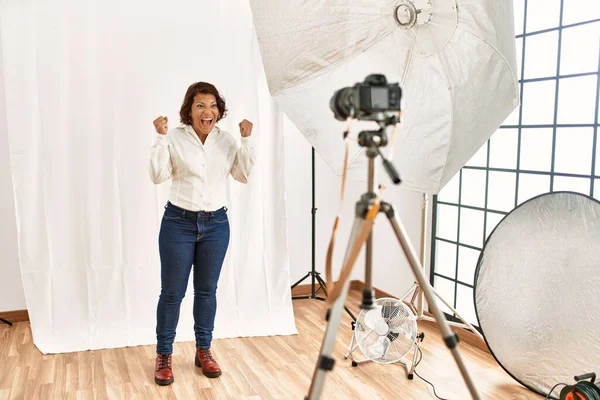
[330,74,401,121]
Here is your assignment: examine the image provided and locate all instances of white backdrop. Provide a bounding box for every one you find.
[0,19,25,313]
[0,0,297,353]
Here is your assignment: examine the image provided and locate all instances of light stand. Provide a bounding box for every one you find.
[290,147,356,321]
[400,281,483,340]
[398,183,482,340]
[305,117,481,400]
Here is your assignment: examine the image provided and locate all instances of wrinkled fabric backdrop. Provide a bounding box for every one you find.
[0,0,297,353]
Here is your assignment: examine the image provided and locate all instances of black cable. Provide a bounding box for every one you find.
[414,370,449,400]
[413,347,449,400]
[545,383,569,400]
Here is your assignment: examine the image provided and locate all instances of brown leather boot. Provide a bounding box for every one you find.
[195,348,222,378]
[154,354,174,385]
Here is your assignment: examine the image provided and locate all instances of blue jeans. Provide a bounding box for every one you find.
[156,201,230,355]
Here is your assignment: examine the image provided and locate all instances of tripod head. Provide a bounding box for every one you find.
[356,117,402,185]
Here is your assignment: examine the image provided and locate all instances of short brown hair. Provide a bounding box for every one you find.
[179,82,228,125]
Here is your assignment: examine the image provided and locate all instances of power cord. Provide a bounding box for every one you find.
[545,383,569,399]
[414,347,449,400]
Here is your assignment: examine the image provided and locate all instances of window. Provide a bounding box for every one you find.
[430,1,600,327]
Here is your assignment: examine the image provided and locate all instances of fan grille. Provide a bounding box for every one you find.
[355,298,417,364]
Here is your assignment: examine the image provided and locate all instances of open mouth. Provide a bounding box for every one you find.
[201,118,213,127]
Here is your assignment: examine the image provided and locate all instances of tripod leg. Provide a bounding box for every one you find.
[382,203,481,400]
[314,273,328,296]
[400,282,420,316]
[425,286,484,340]
[307,217,366,400]
[306,278,352,399]
[291,272,312,289]
[401,282,418,302]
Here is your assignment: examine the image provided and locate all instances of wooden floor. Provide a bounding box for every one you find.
[0,290,540,400]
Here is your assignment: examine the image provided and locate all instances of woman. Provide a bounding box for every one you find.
[149,82,254,386]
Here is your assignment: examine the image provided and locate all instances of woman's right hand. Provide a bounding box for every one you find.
[153,116,168,135]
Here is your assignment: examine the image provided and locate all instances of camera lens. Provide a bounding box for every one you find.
[330,87,355,121]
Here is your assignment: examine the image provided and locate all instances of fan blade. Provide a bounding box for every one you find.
[365,337,391,361]
[363,306,384,330]
[360,328,382,349]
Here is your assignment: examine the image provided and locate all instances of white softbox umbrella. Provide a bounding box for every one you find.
[249,0,519,194]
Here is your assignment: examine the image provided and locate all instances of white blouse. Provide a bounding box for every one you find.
[149,124,255,212]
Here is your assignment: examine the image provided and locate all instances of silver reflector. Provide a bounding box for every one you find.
[475,191,600,396]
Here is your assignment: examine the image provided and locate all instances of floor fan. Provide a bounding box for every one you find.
[345,297,423,379]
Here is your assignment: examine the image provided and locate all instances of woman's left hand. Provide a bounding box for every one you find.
[239,119,253,137]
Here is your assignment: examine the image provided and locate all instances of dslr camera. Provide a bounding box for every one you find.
[330,74,401,122]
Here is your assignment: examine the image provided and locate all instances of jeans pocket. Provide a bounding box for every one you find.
[163,208,186,220]
[213,207,228,223]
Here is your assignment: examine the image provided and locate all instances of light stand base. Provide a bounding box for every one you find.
[291,271,356,321]
[400,283,484,340]
[291,271,327,300]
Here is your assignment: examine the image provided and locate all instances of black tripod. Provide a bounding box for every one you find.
[0,318,13,326]
[291,147,356,321]
[305,118,481,400]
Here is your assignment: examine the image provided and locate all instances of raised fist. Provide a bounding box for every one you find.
[239,119,253,137]
[153,116,168,135]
